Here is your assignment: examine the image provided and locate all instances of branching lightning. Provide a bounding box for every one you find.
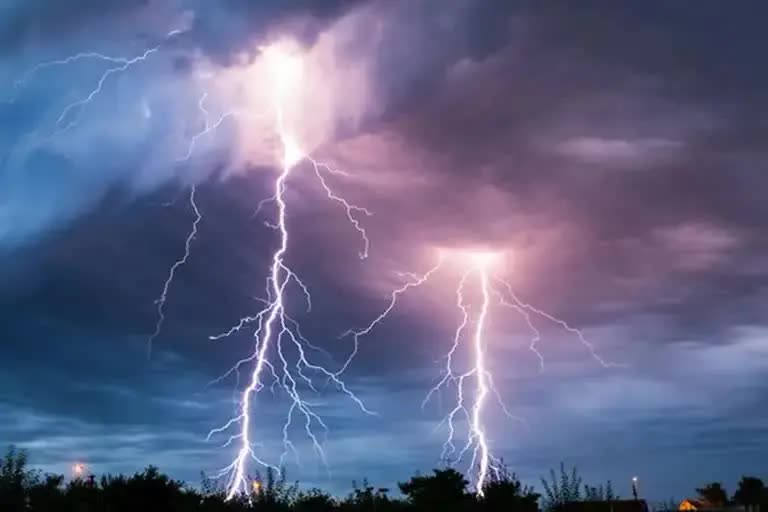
[204,44,375,500]
[177,92,237,162]
[54,46,161,132]
[147,185,202,358]
[147,86,238,356]
[9,25,619,501]
[346,250,614,495]
[337,256,445,377]
[8,28,220,360]
[14,35,376,498]
[11,28,183,133]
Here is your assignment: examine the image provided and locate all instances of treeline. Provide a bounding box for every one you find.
[1,446,766,512]
[693,480,768,510]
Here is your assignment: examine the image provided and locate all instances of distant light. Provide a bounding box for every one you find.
[632,476,638,483]
[251,480,261,493]
[73,463,86,476]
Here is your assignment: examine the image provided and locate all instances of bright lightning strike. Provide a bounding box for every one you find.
[347,249,615,495]
[9,30,374,500]
[470,265,491,492]
[422,256,505,497]
[206,43,374,501]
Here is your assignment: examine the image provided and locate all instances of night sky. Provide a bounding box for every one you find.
[2,0,767,502]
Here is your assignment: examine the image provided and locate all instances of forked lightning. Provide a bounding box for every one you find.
[9,30,614,501]
[205,45,374,500]
[346,250,613,495]
[14,36,374,497]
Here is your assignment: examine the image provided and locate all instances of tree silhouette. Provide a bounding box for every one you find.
[584,481,616,502]
[341,479,403,512]
[733,477,765,510]
[696,483,728,507]
[0,446,42,512]
[399,468,470,512]
[99,466,196,512]
[8,443,763,512]
[65,474,101,512]
[251,466,299,511]
[481,464,539,512]
[294,489,337,512]
[541,463,583,511]
[27,473,65,511]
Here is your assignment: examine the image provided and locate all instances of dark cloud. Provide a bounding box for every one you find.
[184,0,368,61]
[0,0,366,56]
[0,0,149,51]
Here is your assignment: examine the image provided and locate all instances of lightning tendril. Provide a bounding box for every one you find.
[147,185,202,358]
[10,28,183,133]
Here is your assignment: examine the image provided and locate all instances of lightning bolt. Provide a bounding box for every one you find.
[206,44,374,501]
[309,159,372,259]
[422,260,509,496]
[11,27,615,499]
[146,87,237,356]
[469,266,491,493]
[54,47,159,132]
[338,257,445,377]
[147,184,202,358]
[11,28,183,133]
[494,276,618,370]
[349,251,615,495]
[177,92,237,162]
[9,32,375,499]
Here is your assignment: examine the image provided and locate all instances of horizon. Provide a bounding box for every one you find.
[0,448,719,506]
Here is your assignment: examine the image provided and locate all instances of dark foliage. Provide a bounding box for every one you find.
[2,446,758,512]
[398,468,470,512]
[732,477,766,509]
[480,465,540,512]
[696,483,728,507]
[541,463,582,511]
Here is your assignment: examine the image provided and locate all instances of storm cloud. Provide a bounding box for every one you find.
[1,0,767,501]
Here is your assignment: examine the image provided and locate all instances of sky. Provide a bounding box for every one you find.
[1,0,767,503]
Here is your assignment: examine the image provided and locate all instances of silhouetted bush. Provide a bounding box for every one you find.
[3,445,752,512]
